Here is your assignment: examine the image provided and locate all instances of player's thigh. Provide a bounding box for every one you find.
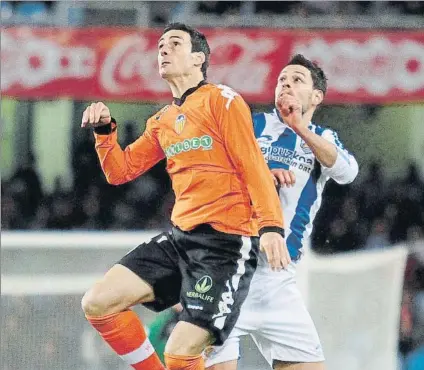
[242,268,324,368]
[273,361,325,370]
[175,225,259,346]
[165,320,215,355]
[82,263,155,316]
[204,334,241,370]
[82,232,181,316]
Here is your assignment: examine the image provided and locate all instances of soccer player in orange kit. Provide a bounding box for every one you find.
[80,23,289,370]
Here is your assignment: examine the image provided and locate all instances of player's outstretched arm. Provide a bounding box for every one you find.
[212,86,290,270]
[81,102,165,185]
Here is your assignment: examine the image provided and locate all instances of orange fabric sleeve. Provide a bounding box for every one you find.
[211,86,284,230]
[94,120,165,185]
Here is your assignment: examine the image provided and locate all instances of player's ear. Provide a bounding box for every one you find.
[312,89,324,106]
[193,51,205,68]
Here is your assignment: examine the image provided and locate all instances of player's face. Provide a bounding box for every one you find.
[157,30,200,79]
[275,65,321,114]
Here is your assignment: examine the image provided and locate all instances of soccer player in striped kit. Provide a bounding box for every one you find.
[206,55,359,370]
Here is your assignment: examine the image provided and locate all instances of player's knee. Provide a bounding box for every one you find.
[81,286,115,317]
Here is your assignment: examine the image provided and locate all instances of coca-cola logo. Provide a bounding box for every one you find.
[100,34,167,94]
[292,37,424,94]
[1,30,95,90]
[99,33,275,95]
[208,34,276,94]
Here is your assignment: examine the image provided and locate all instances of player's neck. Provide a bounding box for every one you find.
[167,74,204,99]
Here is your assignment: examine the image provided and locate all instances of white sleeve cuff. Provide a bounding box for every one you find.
[320,148,358,184]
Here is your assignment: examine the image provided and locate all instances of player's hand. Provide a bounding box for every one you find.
[259,232,291,271]
[81,102,111,128]
[272,169,296,187]
[276,93,303,131]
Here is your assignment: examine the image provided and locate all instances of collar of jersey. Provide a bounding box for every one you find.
[273,108,313,130]
[173,80,208,106]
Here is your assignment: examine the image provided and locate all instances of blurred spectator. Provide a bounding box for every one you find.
[197,1,242,15]
[404,344,424,370]
[71,129,103,198]
[389,164,424,244]
[365,218,391,250]
[1,1,13,21]
[16,1,49,18]
[254,1,297,14]
[358,161,386,222]
[390,1,424,15]
[8,152,43,219]
[1,192,24,229]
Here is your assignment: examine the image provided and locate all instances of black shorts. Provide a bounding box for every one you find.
[118,224,259,345]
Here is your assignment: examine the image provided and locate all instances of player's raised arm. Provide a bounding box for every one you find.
[212,86,284,232]
[277,93,358,185]
[81,102,165,185]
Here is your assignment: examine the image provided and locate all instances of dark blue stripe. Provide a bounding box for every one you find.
[331,130,345,149]
[286,169,319,260]
[314,125,326,137]
[252,113,266,138]
[267,129,297,170]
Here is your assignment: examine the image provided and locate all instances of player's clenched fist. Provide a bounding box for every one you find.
[276,93,305,133]
[81,102,111,128]
[276,93,302,117]
[259,232,291,271]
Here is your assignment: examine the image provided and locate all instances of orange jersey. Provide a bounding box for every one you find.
[94,83,283,236]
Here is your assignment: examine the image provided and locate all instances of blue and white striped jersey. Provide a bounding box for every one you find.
[253,109,359,264]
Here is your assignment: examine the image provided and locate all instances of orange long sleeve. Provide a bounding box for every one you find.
[211,86,284,231]
[94,123,165,185]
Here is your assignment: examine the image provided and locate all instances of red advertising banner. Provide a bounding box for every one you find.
[2,27,424,104]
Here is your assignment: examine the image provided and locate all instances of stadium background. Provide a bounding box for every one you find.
[1,1,423,370]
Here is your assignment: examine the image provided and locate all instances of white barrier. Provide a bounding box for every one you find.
[1,232,407,370]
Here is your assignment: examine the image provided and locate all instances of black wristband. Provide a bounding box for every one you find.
[94,117,117,135]
[258,226,285,238]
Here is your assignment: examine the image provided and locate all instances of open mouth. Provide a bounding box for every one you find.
[161,62,170,67]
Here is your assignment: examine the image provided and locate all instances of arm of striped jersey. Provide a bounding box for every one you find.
[319,129,359,184]
[93,119,165,185]
[212,85,284,232]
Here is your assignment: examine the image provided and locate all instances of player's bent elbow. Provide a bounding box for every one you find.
[334,174,357,185]
[335,161,359,185]
[335,170,359,185]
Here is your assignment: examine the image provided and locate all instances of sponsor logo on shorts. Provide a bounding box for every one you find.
[195,275,213,293]
[187,304,203,311]
[164,135,213,158]
[186,275,214,302]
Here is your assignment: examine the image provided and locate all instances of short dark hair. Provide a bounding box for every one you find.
[286,54,327,95]
[163,23,211,79]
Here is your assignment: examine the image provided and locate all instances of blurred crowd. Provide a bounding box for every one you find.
[190,1,424,17]
[2,1,423,25]
[2,125,174,232]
